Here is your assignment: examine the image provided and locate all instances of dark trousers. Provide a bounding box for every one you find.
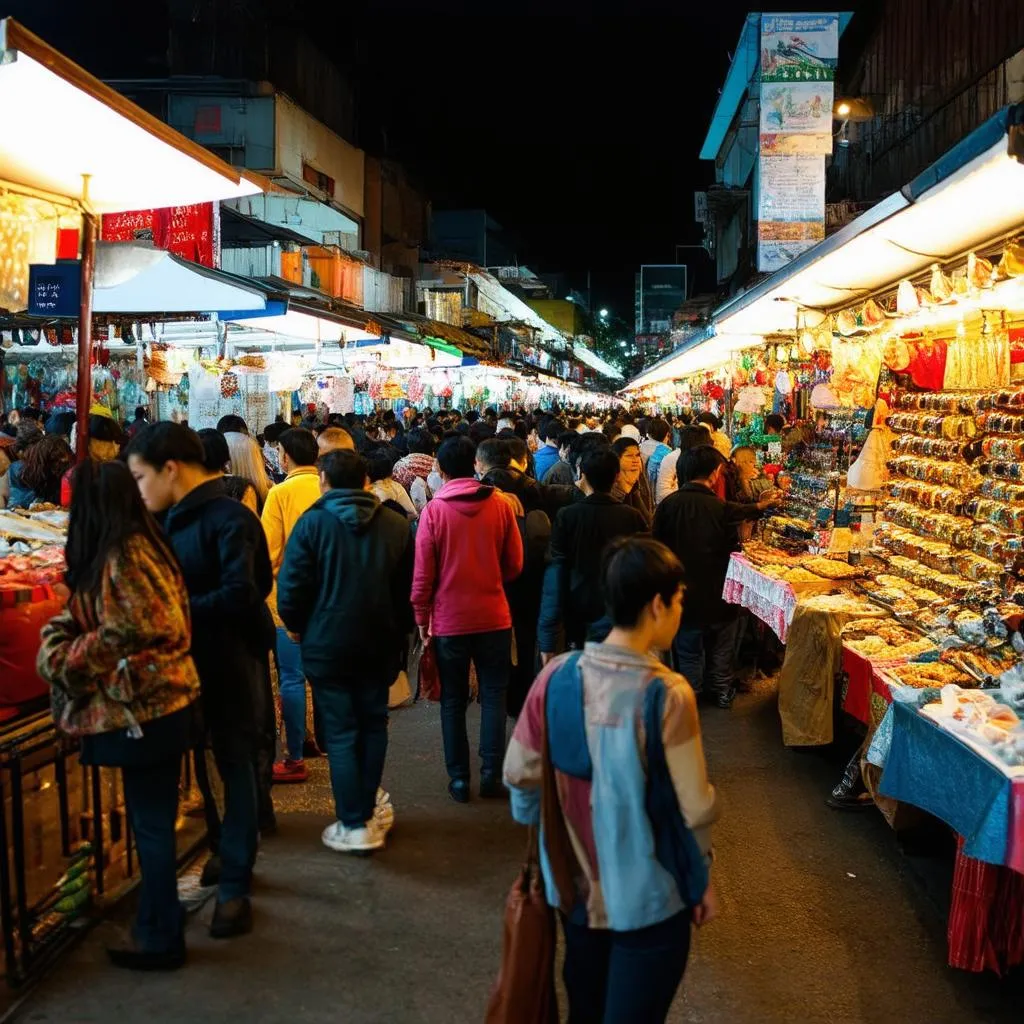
[122,757,185,954]
[193,745,258,902]
[434,629,512,782]
[561,910,692,1023]
[672,619,740,697]
[311,676,390,828]
[255,654,277,829]
[508,612,539,720]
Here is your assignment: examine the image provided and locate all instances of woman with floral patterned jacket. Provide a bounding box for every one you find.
[37,459,199,972]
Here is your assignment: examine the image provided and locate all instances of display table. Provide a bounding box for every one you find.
[776,596,880,747]
[722,553,799,642]
[869,699,1024,973]
[871,700,1024,866]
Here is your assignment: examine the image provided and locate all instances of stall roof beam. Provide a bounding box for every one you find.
[0,18,260,212]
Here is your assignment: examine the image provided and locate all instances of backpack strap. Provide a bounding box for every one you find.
[541,651,588,916]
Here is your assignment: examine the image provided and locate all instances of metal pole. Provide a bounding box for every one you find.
[75,210,98,464]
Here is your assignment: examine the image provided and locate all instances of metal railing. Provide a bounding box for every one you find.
[0,713,205,993]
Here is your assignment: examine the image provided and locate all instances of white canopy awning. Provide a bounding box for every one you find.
[93,243,267,314]
[573,342,624,380]
[0,18,260,212]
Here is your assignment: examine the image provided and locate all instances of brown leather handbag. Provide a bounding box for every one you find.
[484,825,558,1024]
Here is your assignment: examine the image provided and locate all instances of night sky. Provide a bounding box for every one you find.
[346,0,758,317]
[2,1,858,318]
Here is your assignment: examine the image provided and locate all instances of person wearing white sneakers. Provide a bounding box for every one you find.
[277,450,413,854]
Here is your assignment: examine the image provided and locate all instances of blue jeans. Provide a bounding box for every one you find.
[672,620,739,698]
[276,627,307,760]
[312,676,390,828]
[561,910,692,1023]
[122,757,185,953]
[214,755,258,902]
[434,629,511,783]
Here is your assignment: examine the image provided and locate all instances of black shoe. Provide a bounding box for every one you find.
[209,896,252,939]
[713,689,737,709]
[479,777,507,799]
[107,942,186,971]
[302,738,323,759]
[199,855,221,888]
[447,779,470,804]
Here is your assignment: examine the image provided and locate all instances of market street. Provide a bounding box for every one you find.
[14,679,1022,1024]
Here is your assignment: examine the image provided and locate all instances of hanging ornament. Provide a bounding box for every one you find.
[799,330,816,355]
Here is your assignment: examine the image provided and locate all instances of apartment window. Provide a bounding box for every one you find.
[303,162,336,198]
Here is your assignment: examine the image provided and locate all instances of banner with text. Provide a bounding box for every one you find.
[757,13,838,272]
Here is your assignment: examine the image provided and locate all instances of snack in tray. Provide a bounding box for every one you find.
[940,645,1017,681]
[803,557,864,580]
[887,662,974,688]
[846,636,936,659]
[801,594,879,616]
[742,541,797,567]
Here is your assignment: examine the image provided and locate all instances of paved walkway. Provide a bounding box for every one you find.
[14,679,1023,1023]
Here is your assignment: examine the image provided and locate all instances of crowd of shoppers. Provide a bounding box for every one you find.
[16,396,787,1019]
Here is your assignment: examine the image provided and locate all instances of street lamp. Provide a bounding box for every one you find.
[599,308,609,319]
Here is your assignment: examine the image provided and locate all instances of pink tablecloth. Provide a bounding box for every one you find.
[722,553,797,642]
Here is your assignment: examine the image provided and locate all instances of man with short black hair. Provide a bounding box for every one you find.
[412,436,524,801]
[533,419,564,482]
[262,428,322,783]
[696,412,732,459]
[653,445,778,708]
[641,417,674,495]
[539,447,648,663]
[277,450,411,854]
[541,430,579,486]
[217,414,249,436]
[126,423,273,939]
[764,413,785,436]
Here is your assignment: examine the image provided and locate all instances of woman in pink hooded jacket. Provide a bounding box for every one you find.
[411,436,523,803]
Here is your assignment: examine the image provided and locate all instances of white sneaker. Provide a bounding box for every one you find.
[373,801,395,835]
[321,821,384,854]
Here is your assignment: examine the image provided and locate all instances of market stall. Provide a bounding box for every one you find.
[0,17,263,989]
[621,100,1024,973]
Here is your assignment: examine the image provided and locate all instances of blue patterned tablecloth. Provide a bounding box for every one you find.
[869,700,1012,867]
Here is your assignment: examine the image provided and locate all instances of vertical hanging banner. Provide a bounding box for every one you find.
[758,156,826,272]
[758,13,839,272]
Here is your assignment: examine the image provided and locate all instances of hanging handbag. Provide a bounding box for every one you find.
[484,825,557,1024]
[416,638,441,702]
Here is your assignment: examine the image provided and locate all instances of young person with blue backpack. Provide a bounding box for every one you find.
[504,537,719,1023]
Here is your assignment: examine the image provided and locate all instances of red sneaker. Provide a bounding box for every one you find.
[272,759,308,784]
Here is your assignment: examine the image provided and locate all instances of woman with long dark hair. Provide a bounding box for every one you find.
[37,460,200,971]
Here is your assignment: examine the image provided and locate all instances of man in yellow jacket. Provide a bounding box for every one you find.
[262,428,322,783]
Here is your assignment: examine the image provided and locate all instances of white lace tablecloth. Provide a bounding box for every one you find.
[722,553,797,642]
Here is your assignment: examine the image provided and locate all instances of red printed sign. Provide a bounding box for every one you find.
[100,203,215,268]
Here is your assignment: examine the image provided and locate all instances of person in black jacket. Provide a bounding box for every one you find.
[653,444,778,709]
[127,423,274,939]
[277,450,413,855]
[538,446,649,663]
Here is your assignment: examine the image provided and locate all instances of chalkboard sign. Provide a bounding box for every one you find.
[28,263,82,318]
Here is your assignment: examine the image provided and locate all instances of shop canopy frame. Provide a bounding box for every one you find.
[627,102,1024,392]
[0,18,261,453]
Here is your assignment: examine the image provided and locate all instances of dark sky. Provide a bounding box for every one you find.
[3,1,854,318]
[345,1,757,316]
